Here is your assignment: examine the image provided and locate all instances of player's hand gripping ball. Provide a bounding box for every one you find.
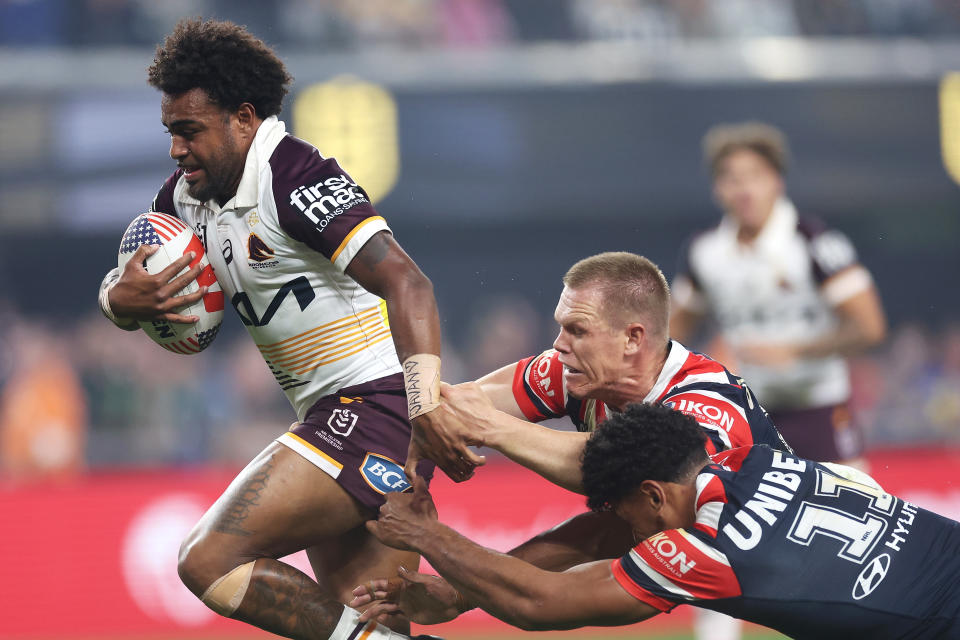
[117,212,224,354]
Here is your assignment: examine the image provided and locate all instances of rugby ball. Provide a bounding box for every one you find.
[117,212,224,354]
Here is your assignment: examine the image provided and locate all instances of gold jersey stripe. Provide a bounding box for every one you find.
[330,216,385,264]
[290,328,393,375]
[292,330,393,375]
[257,306,382,354]
[258,311,386,362]
[356,622,376,640]
[265,322,389,369]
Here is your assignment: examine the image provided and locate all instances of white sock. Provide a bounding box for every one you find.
[694,607,742,640]
[329,605,412,640]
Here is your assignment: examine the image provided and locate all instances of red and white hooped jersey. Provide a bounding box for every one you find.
[512,340,788,454]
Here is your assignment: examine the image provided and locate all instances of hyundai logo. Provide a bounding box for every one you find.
[852,553,891,600]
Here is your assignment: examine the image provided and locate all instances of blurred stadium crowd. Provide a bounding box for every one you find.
[3,0,960,49]
[2,302,960,478]
[1,0,959,483]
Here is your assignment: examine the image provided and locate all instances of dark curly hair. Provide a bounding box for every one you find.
[582,403,708,512]
[148,18,292,119]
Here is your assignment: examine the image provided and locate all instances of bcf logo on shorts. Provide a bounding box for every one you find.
[360,453,411,495]
[328,408,358,437]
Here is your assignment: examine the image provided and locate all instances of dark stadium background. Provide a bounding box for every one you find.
[1,1,959,639]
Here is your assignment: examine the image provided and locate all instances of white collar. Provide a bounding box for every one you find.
[177,116,287,211]
[643,339,688,403]
[718,197,797,249]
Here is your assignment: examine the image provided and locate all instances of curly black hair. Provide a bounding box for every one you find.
[148,18,292,119]
[582,403,709,512]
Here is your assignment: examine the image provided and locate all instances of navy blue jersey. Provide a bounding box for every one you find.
[613,445,960,639]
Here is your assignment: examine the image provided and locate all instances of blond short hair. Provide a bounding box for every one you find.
[703,121,789,177]
[563,252,670,337]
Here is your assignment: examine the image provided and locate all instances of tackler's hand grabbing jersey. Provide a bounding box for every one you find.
[513,341,790,454]
[614,445,960,639]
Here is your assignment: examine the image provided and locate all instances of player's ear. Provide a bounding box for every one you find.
[639,480,666,512]
[235,102,257,135]
[624,322,645,355]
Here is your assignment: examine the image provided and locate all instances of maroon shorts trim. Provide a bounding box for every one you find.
[275,373,435,512]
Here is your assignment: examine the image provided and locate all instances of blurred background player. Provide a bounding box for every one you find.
[670,121,887,469]
[355,403,960,640]
[96,18,475,640]
[669,122,887,640]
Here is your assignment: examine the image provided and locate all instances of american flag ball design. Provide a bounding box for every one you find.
[116,212,223,355]
[119,213,190,254]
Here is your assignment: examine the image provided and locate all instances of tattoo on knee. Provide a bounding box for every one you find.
[235,560,340,638]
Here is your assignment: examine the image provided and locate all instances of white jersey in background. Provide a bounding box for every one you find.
[672,198,873,410]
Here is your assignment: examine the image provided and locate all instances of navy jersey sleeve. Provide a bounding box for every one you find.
[269,136,388,273]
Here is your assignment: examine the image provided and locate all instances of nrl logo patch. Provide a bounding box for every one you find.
[327,407,358,437]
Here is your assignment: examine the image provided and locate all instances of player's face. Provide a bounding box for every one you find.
[552,286,626,400]
[615,500,659,542]
[614,484,693,542]
[161,88,247,205]
[712,149,783,234]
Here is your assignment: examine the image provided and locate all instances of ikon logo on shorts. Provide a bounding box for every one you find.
[360,453,411,495]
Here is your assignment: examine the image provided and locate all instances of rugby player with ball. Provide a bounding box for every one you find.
[97,18,474,640]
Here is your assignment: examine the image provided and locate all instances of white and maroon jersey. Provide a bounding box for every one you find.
[672,198,874,410]
[150,116,400,420]
[511,340,789,454]
[612,445,960,639]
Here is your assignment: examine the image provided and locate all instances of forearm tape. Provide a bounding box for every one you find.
[402,353,441,420]
[98,268,138,330]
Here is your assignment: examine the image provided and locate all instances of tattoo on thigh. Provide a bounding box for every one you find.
[215,459,274,537]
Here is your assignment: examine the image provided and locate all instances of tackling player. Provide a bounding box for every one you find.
[360,251,792,628]
[359,403,960,640]
[432,251,790,494]
[96,19,477,640]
